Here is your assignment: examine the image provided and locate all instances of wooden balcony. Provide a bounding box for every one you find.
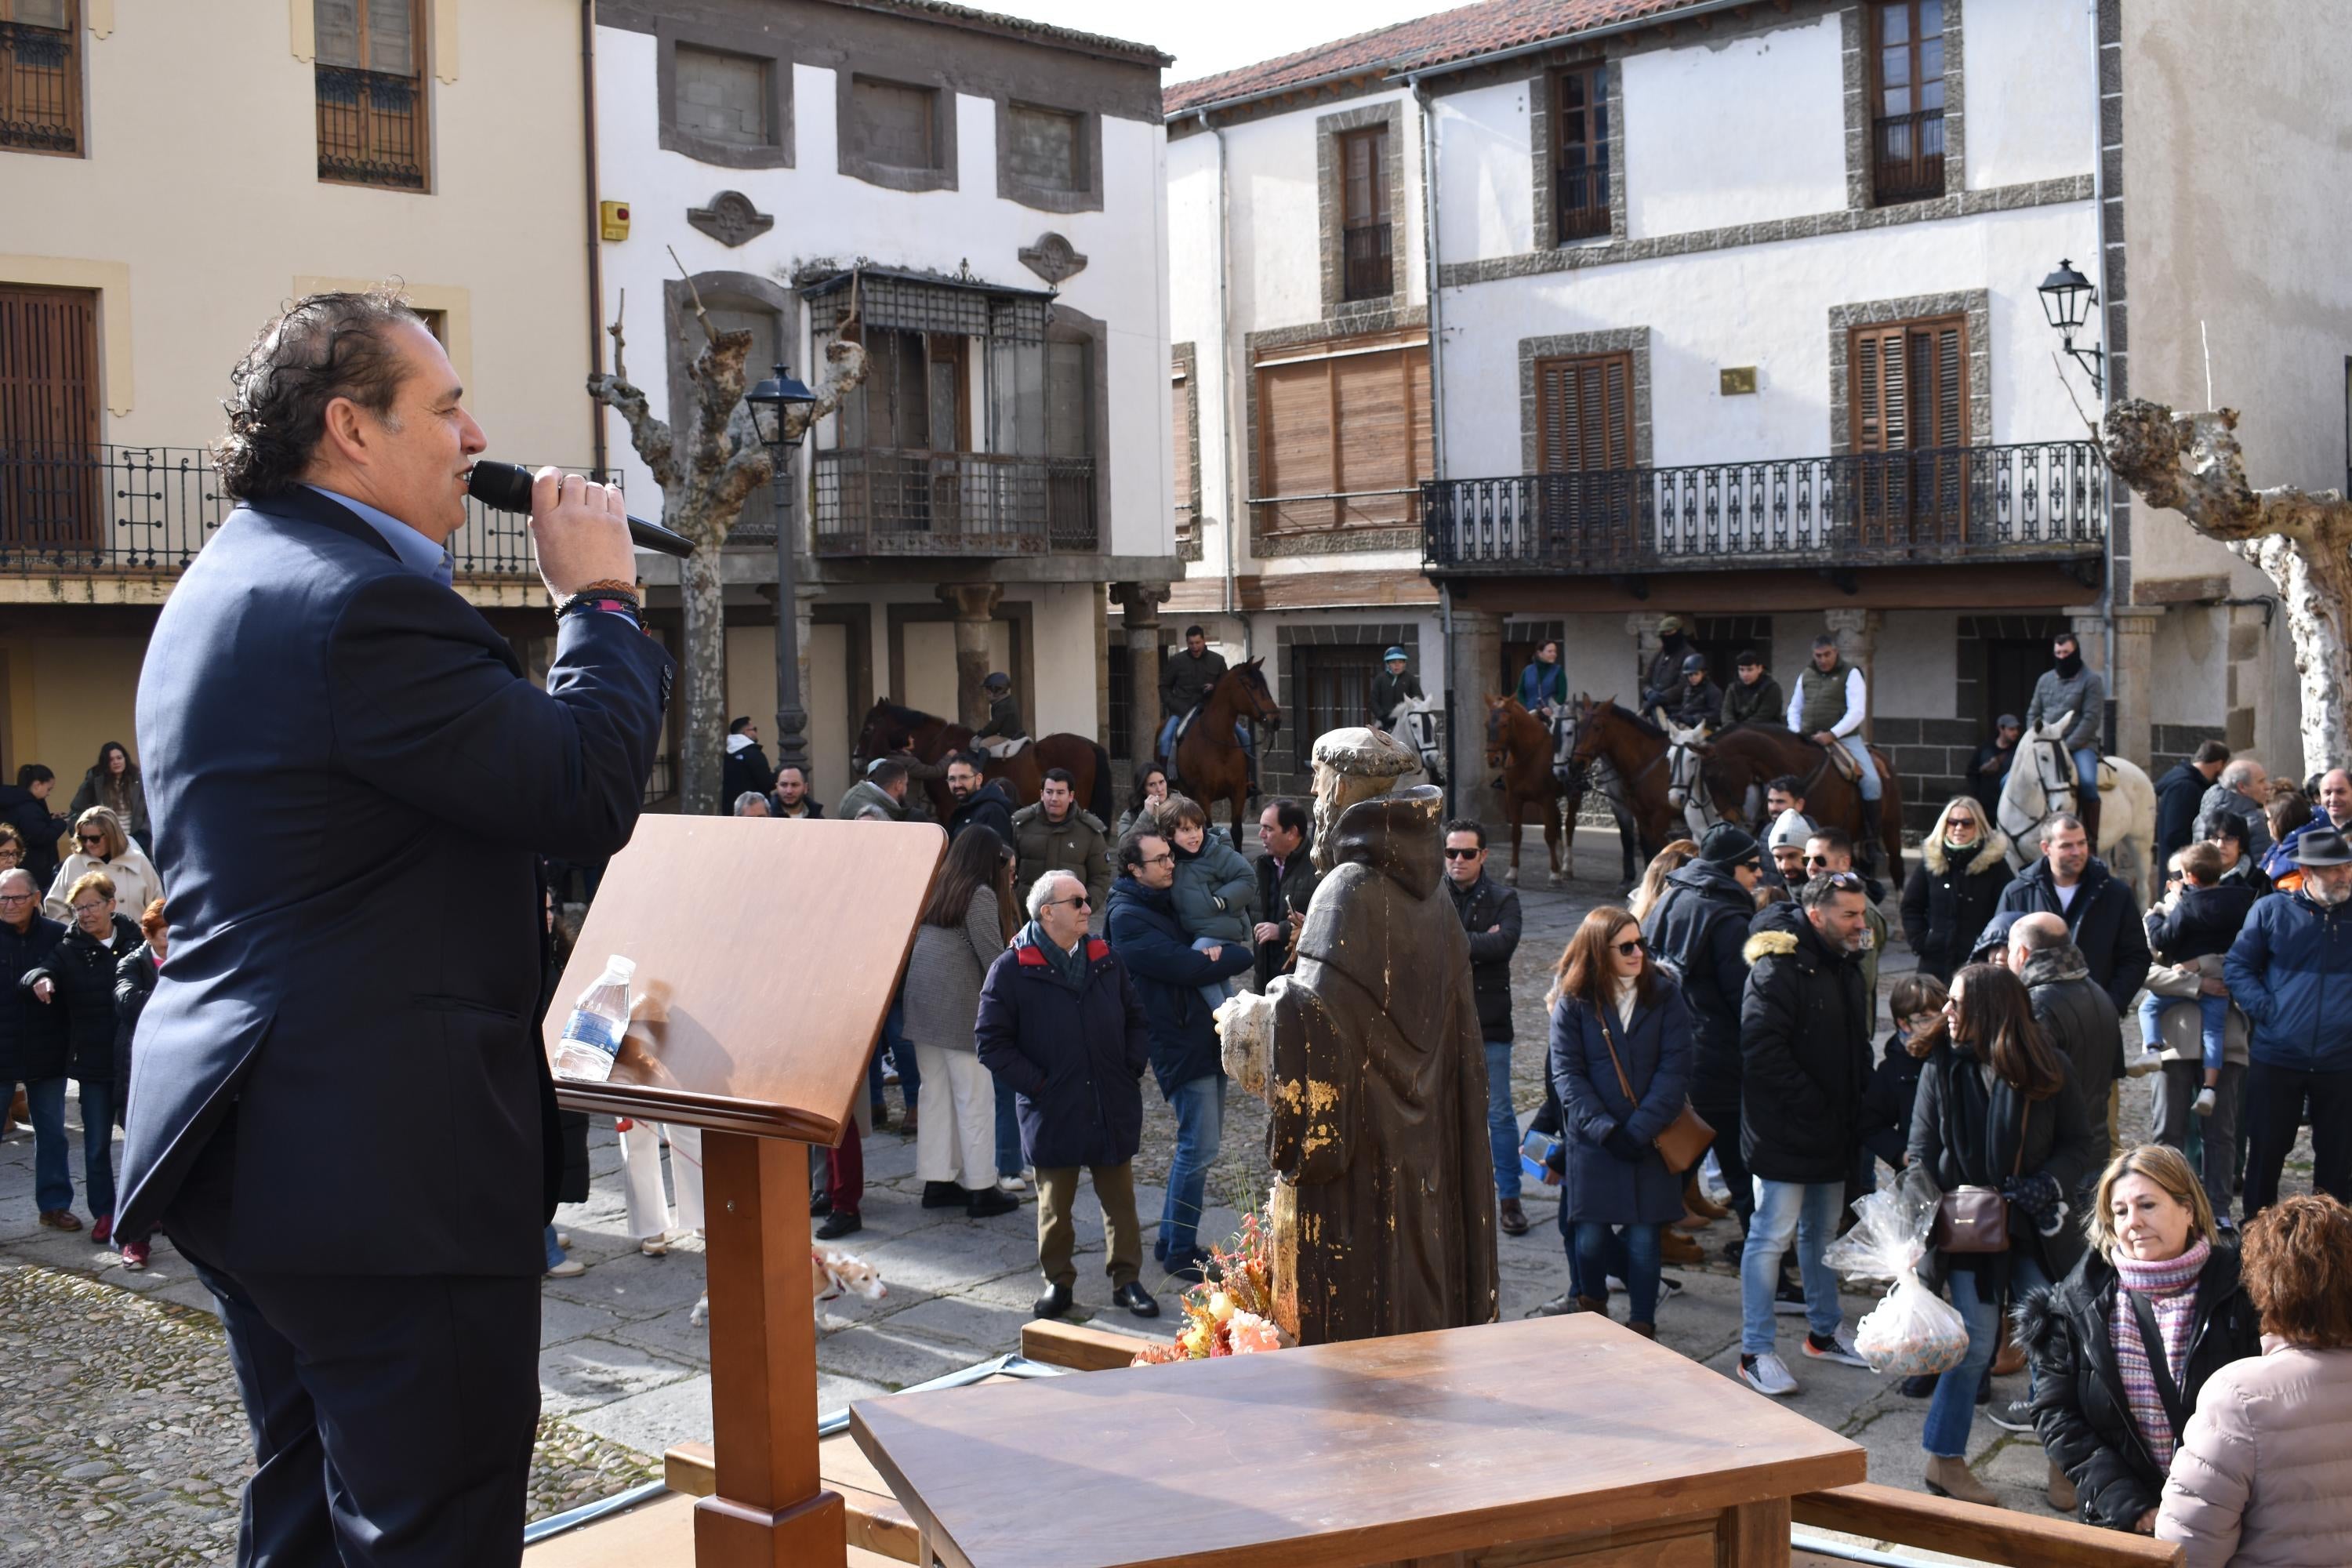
[811,448,1096,557]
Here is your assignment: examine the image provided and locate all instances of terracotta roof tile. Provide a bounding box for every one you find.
[1165,0,1698,114]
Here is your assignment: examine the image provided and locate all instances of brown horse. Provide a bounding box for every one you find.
[851,701,1112,821]
[1168,658,1282,848]
[1564,698,1685,858]
[1688,723,1904,873]
[1484,698,1568,887]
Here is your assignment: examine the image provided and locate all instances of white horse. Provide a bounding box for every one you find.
[1389,695,1444,785]
[1997,712,2158,895]
[1661,714,1725,844]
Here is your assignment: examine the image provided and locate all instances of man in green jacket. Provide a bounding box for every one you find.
[1011,770,1112,923]
[1719,649,1784,730]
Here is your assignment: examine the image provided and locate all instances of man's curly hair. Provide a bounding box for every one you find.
[214,288,419,501]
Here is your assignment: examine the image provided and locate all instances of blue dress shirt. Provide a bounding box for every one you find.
[303,485,454,586]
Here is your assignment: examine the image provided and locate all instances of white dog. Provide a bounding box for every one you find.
[689,1247,886,1327]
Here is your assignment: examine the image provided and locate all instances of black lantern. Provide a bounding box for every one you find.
[2037,259,2104,395]
[748,363,818,774]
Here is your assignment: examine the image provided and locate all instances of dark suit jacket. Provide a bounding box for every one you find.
[118,486,670,1276]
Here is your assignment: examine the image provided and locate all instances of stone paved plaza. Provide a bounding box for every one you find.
[0,833,2316,1560]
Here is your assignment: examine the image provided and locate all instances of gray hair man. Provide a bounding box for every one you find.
[0,867,72,1230]
[2195,759,2273,859]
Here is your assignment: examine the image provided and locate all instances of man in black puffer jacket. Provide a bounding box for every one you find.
[2020,1160,2262,1528]
[1980,814,2149,1015]
[944,753,1018,851]
[1645,824,1763,1226]
[2007,915,2123,1165]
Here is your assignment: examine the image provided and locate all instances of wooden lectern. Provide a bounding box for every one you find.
[544,815,944,1568]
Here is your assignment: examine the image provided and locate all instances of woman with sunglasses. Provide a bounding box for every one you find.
[43,808,160,924]
[1904,962,2102,1505]
[1546,906,1696,1337]
[1900,797,2018,984]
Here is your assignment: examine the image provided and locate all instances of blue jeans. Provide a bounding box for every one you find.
[543,1225,566,1272]
[869,995,920,1120]
[1157,713,1254,762]
[75,1079,115,1221]
[1924,1256,2049,1457]
[2141,990,2229,1074]
[1741,1178,1845,1354]
[1160,1074,1225,1261]
[4,1078,72,1215]
[1483,1040,1520,1200]
[2071,746,2102,804]
[1837,734,1882,801]
[1563,1224,1627,1300]
[1574,1221,1662,1324]
[992,1067,1023,1176]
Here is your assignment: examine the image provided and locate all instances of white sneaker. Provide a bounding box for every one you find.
[1740,1351,1799,1396]
[997,1174,1029,1194]
[2125,1047,2165,1078]
[641,1236,669,1257]
[1802,1328,1871,1369]
[2194,1086,2218,1117]
[555,1232,573,1250]
[546,1258,586,1279]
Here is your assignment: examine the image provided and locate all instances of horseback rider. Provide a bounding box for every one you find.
[1157,624,1258,797]
[2024,630,2107,850]
[1638,615,1696,714]
[1785,632,1886,869]
[1666,652,1722,731]
[1515,638,1567,717]
[1369,647,1423,730]
[1719,649,1784,730]
[972,672,1029,760]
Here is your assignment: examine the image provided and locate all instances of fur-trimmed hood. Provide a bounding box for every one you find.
[1921,800,2011,877]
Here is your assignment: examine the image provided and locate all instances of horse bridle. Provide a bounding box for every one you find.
[1666,735,1722,829]
[2001,732,2077,844]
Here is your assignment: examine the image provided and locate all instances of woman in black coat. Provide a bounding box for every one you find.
[1548,904,1695,1336]
[1900,797,2015,984]
[2020,1144,2261,1530]
[1903,962,2102,1507]
[31,871,140,1239]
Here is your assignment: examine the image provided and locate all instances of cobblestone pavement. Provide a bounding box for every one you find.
[0,829,2317,1558]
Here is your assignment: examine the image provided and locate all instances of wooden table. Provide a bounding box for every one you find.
[851,1315,1864,1568]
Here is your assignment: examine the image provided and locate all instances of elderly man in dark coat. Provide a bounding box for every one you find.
[1231,728,1498,1345]
[977,869,1159,1323]
[0,869,71,1229]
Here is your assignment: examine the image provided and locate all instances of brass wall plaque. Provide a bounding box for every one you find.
[1719,366,1758,395]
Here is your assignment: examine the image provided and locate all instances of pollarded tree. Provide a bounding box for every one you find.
[2103,398,2352,770]
[586,297,865,815]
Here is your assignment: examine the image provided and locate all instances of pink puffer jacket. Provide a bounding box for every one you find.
[2157,1340,2352,1566]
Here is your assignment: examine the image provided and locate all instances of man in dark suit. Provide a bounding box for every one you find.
[1251,797,1317,990]
[117,290,670,1566]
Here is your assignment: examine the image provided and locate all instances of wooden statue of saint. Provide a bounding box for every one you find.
[1220,726,1499,1345]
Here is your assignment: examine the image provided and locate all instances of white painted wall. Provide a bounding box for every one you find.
[1434,80,1535,264]
[1964,0,2101,191]
[1621,12,1847,239]
[595,29,1172,559]
[1875,612,1961,718]
[1168,131,1240,586]
[2148,608,2229,733]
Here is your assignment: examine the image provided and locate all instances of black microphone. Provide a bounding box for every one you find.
[466,460,694,559]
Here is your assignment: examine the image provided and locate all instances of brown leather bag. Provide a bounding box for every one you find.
[1595,1006,1715,1176]
[1929,1102,2030,1254]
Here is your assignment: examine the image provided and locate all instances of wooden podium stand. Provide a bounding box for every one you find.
[544,815,945,1568]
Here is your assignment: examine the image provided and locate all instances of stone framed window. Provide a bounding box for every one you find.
[653,22,790,170]
[840,73,956,193]
[1316,100,1408,320]
[1530,60,1625,247]
[1825,289,1989,454]
[1844,0,1964,208]
[996,100,1103,213]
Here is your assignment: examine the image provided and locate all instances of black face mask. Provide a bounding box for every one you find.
[2054,648,2083,678]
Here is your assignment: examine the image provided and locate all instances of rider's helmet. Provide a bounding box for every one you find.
[983,672,1011,694]
[1681,652,1709,677]
[1382,646,1409,665]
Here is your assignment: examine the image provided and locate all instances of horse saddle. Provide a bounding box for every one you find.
[1167,702,1201,753]
[975,734,1030,760]
[1823,741,1862,782]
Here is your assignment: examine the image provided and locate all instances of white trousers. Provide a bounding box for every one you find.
[913,1046,998,1190]
[618,1120,705,1241]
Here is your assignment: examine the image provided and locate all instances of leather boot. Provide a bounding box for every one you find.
[1991,1314,2026,1377]
[1922,1454,2001,1508]
[1661,1230,1704,1267]
[2079,796,2103,855]
[1577,1294,1609,1318]
[1859,796,1886,873]
[2046,1459,2078,1515]
[1627,1320,1657,1340]
[1682,1171,1730,1223]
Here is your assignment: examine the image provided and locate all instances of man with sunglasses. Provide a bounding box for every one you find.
[0,869,71,1229]
[1444,821,1526,1236]
[1804,829,1886,1036]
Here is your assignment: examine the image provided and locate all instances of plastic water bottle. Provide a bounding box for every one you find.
[554,955,634,1083]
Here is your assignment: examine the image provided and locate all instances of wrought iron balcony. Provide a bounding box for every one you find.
[1422,441,2107,576]
[811,448,1094,557]
[0,16,78,154]
[316,64,427,190]
[0,443,575,579]
[1555,164,1610,241]
[1871,109,1946,205]
[1341,223,1393,302]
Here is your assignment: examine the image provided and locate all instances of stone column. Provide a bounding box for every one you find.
[1110,582,1172,769]
[2110,607,2163,768]
[1447,605,1503,822]
[1821,608,1882,737]
[936,583,1003,730]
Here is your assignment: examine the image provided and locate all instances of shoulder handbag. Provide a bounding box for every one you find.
[1929,1099,2030,1254]
[1595,1005,1714,1175]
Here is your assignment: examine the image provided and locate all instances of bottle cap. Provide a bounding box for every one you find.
[607,955,636,978]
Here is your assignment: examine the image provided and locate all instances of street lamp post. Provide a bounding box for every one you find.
[2037,258,2105,397]
[747,362,818,775]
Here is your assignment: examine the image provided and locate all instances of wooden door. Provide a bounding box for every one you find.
[0,283,101,554]
[1533,350,1637,565]
[1849,314,1967,549]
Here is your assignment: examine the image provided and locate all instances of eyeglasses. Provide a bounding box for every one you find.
[76,833,106,847]
[1818,870,1867,891]
[0,894,31,906]
[1613,938,1646,956]
[1443,847,1483,859]
[1947,817,1976,829]
[71,901,110,917]
[1804,854,1838,867]
[1051,895,1091,910]
[1138,852,1174,868]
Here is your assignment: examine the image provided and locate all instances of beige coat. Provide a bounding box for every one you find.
[2144,953,2250,1067]
[2158,1340,2352,1566]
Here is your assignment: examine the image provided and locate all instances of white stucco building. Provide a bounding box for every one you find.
[593,0,1176,808]
[1160,0,2347,819]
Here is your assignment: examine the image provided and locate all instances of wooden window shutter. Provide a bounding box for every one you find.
[1259,358,1335,532]
[0,283,102,548]
[1534,353,1633,474]
[1171,372,1193,518]
[1257,339,1428,534]
[1849,315,1965,452]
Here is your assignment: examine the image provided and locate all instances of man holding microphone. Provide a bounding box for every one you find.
[116,289,671,1566]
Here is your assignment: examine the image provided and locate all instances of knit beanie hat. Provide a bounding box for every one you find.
[1697,824,1760,866]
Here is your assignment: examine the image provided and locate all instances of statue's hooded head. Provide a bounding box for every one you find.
[1308,726,1421,873]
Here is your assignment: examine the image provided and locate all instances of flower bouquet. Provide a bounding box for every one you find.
[1131,1204,1292,1365]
